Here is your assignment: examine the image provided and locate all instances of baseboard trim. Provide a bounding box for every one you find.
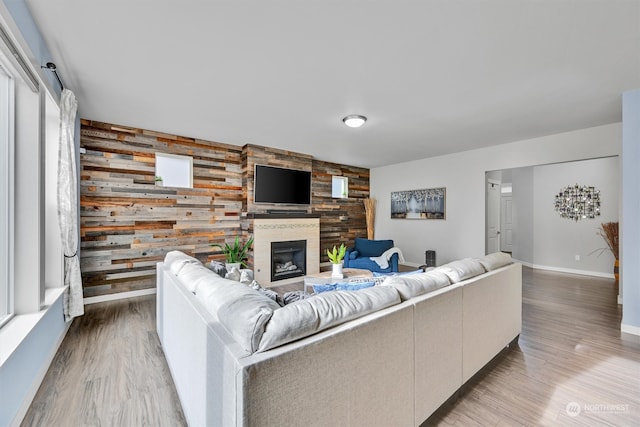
[621,323,640,337]
[84,288,156,305]
[512,260,614,279]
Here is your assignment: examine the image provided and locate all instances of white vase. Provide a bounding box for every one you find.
[331,263,343,279]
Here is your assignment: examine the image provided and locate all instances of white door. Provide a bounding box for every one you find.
[486,180,501,254]
[500,195,513,253]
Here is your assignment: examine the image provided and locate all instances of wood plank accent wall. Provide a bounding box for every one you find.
[241,144,370,263]
[80,121,369,298]
[80,120,243,297]
[310,160,370,262]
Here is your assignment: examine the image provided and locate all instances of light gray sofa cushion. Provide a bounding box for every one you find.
[165,250,201,275]
[380,270,451,301]
[258,286,401,352]
[437,258,486,283]
[193,273,281,353]
[176,262,215,293]
[477,252,513,271]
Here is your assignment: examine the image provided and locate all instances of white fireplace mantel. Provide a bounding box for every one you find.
[252,217,320,287]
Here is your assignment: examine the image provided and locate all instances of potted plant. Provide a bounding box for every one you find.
[212,236,254,271]
[155,175,163,186]
[327,243,347,278]
[597,222,619,284]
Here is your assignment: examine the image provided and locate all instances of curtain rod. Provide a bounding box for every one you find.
[41,61,64,90]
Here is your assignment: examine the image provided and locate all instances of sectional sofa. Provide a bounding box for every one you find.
[156,251,522,427]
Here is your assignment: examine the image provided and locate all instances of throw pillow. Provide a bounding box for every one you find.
[207,260,227,277]
[312,281,376,294]
[239,269,254,284]
[225,266,241,282]
[349,250,359,260]
[283,290,311,305]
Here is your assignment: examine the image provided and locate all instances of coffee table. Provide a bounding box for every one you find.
[304,268,373,294]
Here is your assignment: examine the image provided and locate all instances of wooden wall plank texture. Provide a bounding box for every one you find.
[80,120,243,297]
[80,121,369,298]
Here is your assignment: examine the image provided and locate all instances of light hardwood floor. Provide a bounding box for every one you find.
[21,297,186,427]
[425,268,640,426]
[22,268,640,426]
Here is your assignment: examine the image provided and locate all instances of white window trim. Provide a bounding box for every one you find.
[0,58,15,328]
[155,152,193,188]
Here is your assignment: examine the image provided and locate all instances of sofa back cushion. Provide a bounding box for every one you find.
[476,252,513,271]
[380,270,451,301]
[437,258,486,283]
[193,274,281,353]
[165,250,201,275]
[258,286,401,352]
[354,238,394,257]
[176,262,217,293]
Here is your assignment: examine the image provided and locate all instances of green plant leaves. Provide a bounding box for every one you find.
[327,243,346,264]
[212,235,255,267]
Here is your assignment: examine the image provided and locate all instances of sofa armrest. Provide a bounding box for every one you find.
[344,247,356,268]
[390,253,399,272]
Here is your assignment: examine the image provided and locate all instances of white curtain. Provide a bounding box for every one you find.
[57,89,83,321]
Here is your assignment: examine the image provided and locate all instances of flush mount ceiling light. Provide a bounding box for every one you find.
[342,114,367,128]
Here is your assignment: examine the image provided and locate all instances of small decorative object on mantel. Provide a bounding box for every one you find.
[155,175,163,186]
[554,184,600,221]
[327,243,347,278]
[391,188,446,219]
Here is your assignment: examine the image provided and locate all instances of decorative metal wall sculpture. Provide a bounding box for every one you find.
[554,184,600,221]
[391,187,446,219]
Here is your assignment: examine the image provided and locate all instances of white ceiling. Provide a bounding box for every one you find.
[25,0,640,168]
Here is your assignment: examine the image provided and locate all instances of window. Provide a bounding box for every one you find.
[332,176,348,198]
[0,61,14,327]
[155,153,193,188]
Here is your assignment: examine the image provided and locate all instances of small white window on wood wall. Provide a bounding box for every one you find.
[332,176,348,198]
[155,153,193,188]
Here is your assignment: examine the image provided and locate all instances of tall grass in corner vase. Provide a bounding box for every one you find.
[364,198,376,240]
[598,222,619,285]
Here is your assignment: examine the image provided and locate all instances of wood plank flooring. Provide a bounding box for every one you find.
[425,269,640,426]
[22,267,640,426]
[21,297,186,427]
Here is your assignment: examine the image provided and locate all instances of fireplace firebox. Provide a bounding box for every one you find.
[271,240,306,282]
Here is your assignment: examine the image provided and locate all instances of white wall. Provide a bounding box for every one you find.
[370,123,621,266]
[532,157,619,276]
[512,167,533,263]
[622,89,640,334]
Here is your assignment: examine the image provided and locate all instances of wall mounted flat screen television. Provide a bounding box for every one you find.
[254,164,311,205]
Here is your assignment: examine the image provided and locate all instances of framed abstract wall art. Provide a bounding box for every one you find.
[391,187,446,219]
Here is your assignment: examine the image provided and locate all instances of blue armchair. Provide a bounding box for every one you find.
[343,238,399,273]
